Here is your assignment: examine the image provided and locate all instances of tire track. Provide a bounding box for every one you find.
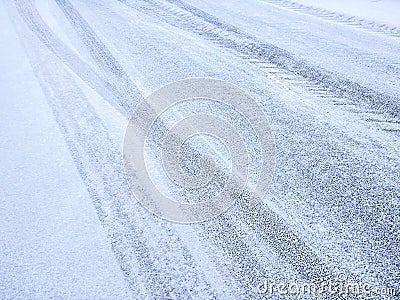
[262,0,400,39]
[123,0,400,119]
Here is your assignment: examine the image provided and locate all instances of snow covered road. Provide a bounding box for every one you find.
[1,0,399,298]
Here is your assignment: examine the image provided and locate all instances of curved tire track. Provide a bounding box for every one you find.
[15,0,134,116]
[54,0,142,113]
[10,1,217,298]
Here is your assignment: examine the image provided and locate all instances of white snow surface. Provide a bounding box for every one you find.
[1,0,399,298]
